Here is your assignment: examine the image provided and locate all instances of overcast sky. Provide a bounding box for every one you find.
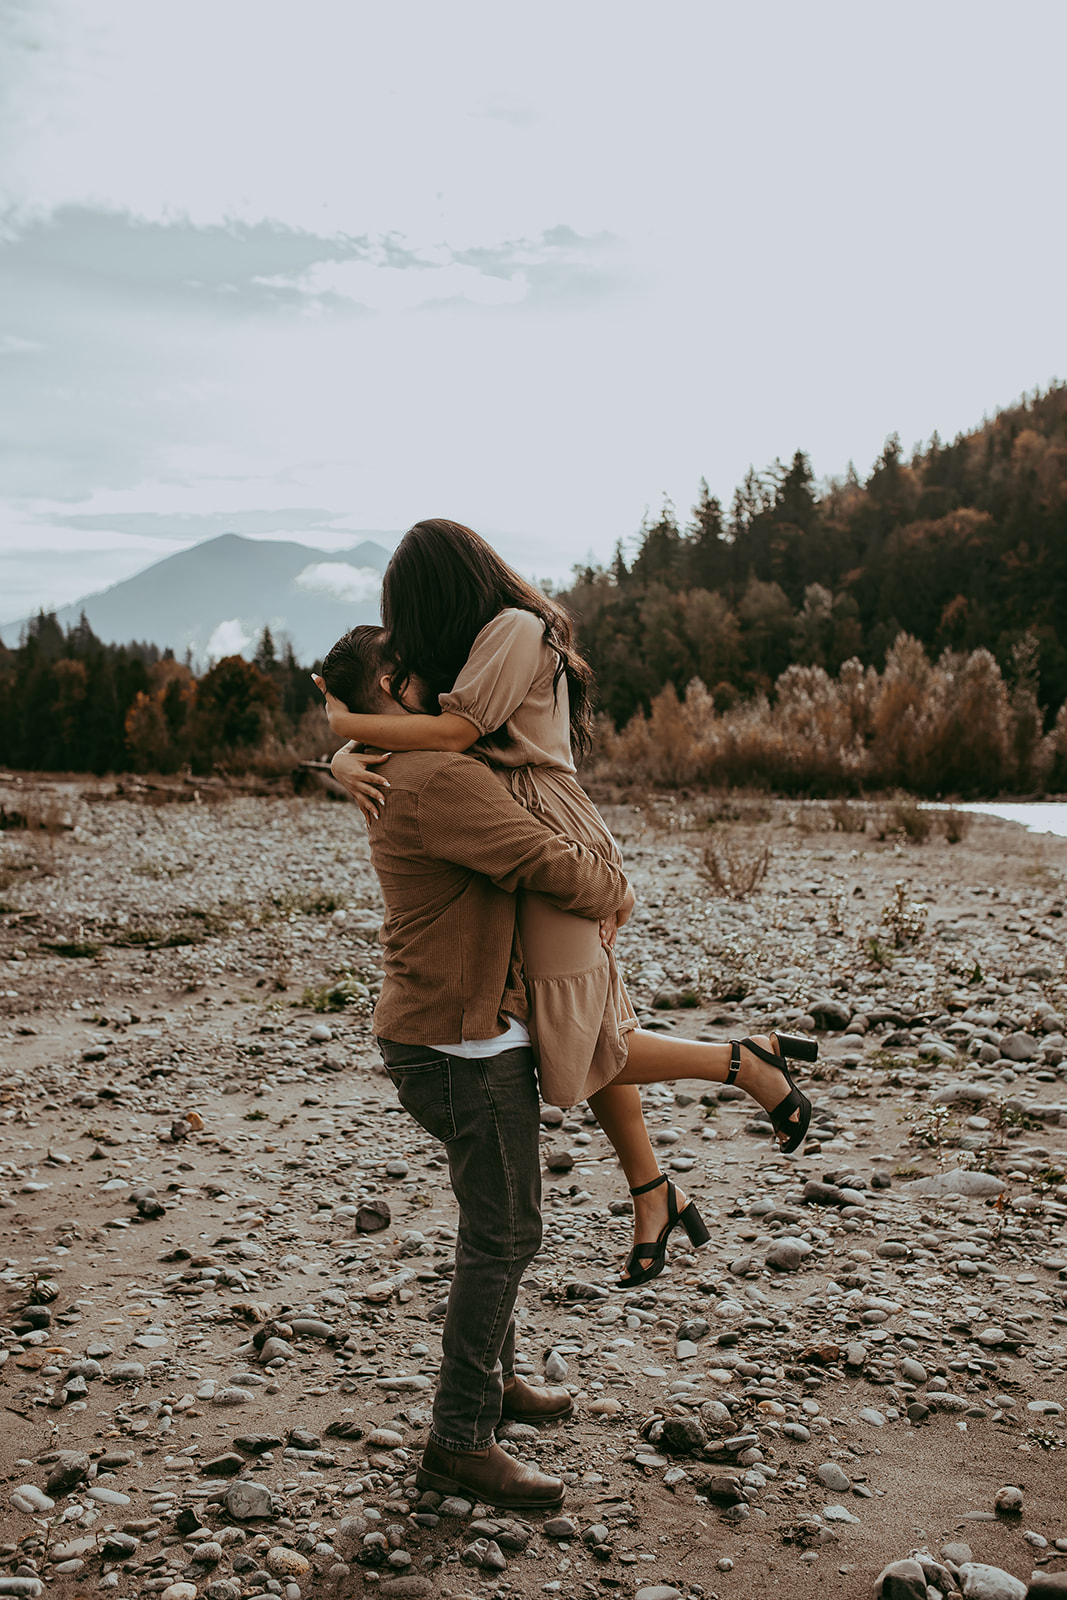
[2,0,1065,624]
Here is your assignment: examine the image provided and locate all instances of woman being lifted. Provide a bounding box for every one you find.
[316,518,814,1287]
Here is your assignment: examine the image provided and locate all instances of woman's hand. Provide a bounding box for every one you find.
[600,882,636,949]
[330,740,391,823]
[312,673,352,734]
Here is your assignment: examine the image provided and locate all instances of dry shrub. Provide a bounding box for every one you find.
[942,807,971,844]
[880,796,933,842]
[881,881,928,946]
[830,799,866,833]
[700,837,772,900]
[0,790,70,836]
[590,633,1050,798]
[702,796,773,826]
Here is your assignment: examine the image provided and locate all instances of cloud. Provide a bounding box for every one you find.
[49,507,340,541]
[0,204,639,506]
[205,618,253,659]
[294,562,381,604]
[0,205,631,319]
[468,100,540,130]
[0,205,375,313]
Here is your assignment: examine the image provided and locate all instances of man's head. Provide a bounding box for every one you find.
[320,626,429,714]
[320,626,391,714]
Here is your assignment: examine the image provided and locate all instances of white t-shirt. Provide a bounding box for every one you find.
[432,1013,531,1059]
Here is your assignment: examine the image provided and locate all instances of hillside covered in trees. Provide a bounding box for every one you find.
[562,384,1067,731]
[2,384,1066,794]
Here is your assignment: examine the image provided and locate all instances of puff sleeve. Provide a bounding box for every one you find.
[439,609,551,736]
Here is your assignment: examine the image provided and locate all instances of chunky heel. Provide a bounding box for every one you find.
[615,1173,710,1289]
[776,1033,818,1062]
[681,1203,711,1247]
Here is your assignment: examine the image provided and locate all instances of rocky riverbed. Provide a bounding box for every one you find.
[1,776,1066,1600]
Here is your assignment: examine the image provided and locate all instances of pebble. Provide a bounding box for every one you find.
[108,1361,146,1382]
[223,1481,273,1520]
[436,1497,473,1518]
[957,1564,1028,1600]
[366,1427,404,1448]
[201,1453,246,1476]
[994,1485,1024,1513]
[9,1487,54,1514]
[160,1587,198,1600]
[265,1549,310,1578]
[355,1199,392,1232]
[872,1558,927,1598]
[816,1462,851,1492]
[942,1544,974,1565]
[86,1486,130,1505]
[765,1237,811,1271]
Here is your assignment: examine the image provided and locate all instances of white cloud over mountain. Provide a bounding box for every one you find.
[294,562,381,604]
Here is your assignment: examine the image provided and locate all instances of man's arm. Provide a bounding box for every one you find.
[416,759,629,921]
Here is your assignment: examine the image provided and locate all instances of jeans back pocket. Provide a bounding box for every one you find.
[384,1057,457,1145]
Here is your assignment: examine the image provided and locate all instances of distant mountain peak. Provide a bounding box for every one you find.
[0,531,400,664]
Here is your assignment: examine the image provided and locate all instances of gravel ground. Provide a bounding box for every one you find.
[1,774,1066,1600]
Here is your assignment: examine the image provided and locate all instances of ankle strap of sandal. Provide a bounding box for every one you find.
[726,1039,741,1086]
[629,1172,668,1197]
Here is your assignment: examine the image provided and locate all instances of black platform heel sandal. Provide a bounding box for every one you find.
[614,1173,711,1290]
[726,1032,816,1154]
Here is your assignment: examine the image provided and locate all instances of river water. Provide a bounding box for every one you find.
[941,801,1067,838]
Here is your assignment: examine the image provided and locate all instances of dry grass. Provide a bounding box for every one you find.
[699,836,772,900]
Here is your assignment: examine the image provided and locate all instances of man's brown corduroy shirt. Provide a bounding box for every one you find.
[366,750,629,1046]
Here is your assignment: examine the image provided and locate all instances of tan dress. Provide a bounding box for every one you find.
[440,608,638,1107]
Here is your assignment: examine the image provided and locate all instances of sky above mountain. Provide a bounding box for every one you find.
[2,0,1065,625]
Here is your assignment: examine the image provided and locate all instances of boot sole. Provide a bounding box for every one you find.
[500,1403,574,1424]
[415,1465,565,1511]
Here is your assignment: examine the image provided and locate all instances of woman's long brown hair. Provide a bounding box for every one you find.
[380,518,596,757]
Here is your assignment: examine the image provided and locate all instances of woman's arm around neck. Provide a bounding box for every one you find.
[328,708,480,753]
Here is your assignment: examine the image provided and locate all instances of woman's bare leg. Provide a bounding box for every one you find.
[588,1032,793,1281]
[586,1081,680,1280]
[613,1030,788,1107]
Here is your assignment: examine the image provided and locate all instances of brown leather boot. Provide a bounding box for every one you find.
[416,1439,565,1511]
[501,1373,574,1424]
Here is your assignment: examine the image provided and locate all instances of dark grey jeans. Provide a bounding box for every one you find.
[377,1038,543,1451]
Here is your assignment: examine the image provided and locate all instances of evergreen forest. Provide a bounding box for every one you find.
[561,384,1067,731]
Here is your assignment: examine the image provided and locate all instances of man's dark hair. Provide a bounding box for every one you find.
[320,625,387,713]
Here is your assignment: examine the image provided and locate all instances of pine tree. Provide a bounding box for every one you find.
[254,626,277,671]
[685,479,729,590]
